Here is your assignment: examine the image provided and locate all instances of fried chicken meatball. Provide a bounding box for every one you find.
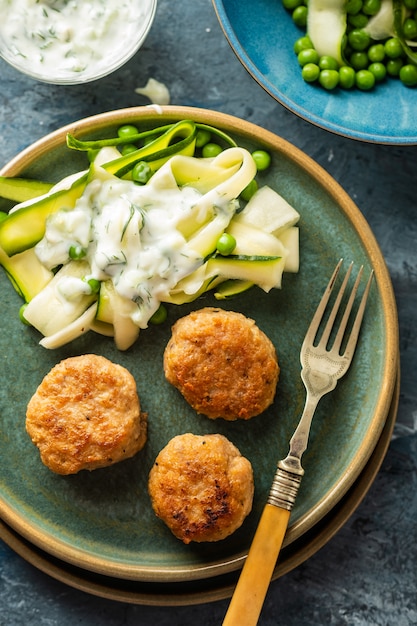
[163,307,279,420]
[148,433,254,544]
[26,354,147,475]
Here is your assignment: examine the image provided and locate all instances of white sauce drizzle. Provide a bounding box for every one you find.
[35,168,230,328]
[135,78,171,105]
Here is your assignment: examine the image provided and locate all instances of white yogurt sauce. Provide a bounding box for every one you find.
[0,0,147,78]
[35,167,230,327]
[135,78,171,105]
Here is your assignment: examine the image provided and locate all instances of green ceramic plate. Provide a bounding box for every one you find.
[0,106,398,583]
[0,375,399,604]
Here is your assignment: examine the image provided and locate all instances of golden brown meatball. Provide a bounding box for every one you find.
[163,307,279,420]
[26,354,147,475]
[148,433,254,544]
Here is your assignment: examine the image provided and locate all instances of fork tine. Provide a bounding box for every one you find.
[332,264,363,353]
[342,268,374,359]
[319,261,353,348]
[301,259,343,351]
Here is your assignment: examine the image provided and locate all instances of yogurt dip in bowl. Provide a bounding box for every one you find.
[0,0,157,84]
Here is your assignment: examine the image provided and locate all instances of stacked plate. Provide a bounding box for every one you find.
[0,107,399,605]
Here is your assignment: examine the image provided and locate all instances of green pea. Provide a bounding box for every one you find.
[251,150,271,171]
[399,64,417,86]
[386,58,404,76]
[240,179,258,202]
[132,161,152,184]
[368,62,387,82]
[149,304,168,325]
[292,5,307,26]
[339,66,356,88]
[202,143,223,158]
[319,69,340,89]
[282,0,303,9]
[362,0,381,15]
[216,233,237,256]
[348,12,369,27]
[195,128,211,148]
[346,0,363,13]
[385,37,403,59]
[403,18,417,40]
[120,144,138,155]
[355,69,376,90]
[69,245,86,260]
[350,51,369,70]
[301,62,320,82]
[348,29,371,50]
[293,35,313,55]
[319,55,339,70]
[86,278,101,294]
[19,303,31,325]
[368,44,385,63]
[117,124,139,139]
[298,48,320,66]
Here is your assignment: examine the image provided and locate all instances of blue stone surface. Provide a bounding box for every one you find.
[1,0,416,624]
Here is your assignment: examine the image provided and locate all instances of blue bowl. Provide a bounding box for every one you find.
[213,0,417,144]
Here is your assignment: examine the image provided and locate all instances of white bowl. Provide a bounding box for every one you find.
[0,0,157,85]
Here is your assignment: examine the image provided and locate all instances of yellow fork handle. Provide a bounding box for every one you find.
[222,503,291,626]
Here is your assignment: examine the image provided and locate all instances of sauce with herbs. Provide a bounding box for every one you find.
[0,0,152,81]
[35,169,231,327]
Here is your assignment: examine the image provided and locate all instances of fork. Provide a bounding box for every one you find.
[222,259,374,626]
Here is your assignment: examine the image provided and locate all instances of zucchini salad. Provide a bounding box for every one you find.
[0,120,300,351]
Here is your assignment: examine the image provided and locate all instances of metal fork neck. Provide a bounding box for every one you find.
[288,392,320,459]
[266,395,316,511]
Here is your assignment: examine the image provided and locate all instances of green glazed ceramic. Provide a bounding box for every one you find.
[0,377,399,604]
[0,106,399,583]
